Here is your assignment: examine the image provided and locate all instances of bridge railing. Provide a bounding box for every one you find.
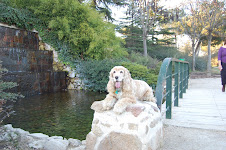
[155,58,189,119]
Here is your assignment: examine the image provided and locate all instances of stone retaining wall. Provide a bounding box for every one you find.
[0,23,85,91]
[39,37,85,90]
[0,24,67,96]
[51,49,85,90]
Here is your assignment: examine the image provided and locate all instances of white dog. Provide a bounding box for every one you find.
[91,66,156,114]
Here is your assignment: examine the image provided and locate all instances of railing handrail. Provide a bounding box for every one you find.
[155,58,189,119]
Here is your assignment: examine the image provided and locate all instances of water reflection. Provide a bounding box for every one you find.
[3,90,105,140]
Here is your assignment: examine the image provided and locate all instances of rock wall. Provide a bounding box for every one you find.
[0,24,67,96]
[86,101,163,150]
[39,39,85,90]
[52,50,85,90]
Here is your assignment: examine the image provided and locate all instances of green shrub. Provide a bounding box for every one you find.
[195,56,207,71]
[148,45,179,60]
[31,0,128,62]
[0,2,38,30]
[175,53,207,71]
[77,59,160,92]
[1,0,127,65]
[121,62,149,78]
[148,45,207,71]
[78,59,121,92]
[121,62,158,88]
[129,51,160,69]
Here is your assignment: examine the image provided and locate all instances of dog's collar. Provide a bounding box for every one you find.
[115,90,118,94]
[115,88,121,94]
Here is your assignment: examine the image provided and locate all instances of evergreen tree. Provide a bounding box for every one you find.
[0,62,23,123]
[118,0,177,55]
[89,0,125,21]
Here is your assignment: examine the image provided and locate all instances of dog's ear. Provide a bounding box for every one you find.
[107,78,115,93]
[123,67,131,79]
[107,68,115,93]
[109,68,114,80]
[122,67,132,92]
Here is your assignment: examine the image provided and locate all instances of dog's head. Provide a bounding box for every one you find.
[109,66,131,89]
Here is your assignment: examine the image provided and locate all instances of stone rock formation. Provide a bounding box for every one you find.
[86,101,163,150]
[0,124,85,150]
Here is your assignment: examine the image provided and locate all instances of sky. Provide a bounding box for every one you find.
[158,0,188,9]
[110,0,189,23]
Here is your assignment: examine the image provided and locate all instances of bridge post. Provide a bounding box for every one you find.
[179,63,184,98]
[166,62,172,119]
[174,62,179,107]
[183,63,187,93]
[186,64,189,89]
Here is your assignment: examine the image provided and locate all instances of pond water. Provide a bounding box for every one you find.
[3,90,106,140]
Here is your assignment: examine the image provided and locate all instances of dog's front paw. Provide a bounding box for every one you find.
[91,101,104,112]
[102,99,116,111]
[113,106,124,114]
[113,102,126,114]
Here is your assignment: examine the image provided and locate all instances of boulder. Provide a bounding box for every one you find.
[29,140,46,149]
[68,138,82,147]
[86,101,163,150]
[0,124,85,150]
[28,133,49,140]
[43,139,69,150]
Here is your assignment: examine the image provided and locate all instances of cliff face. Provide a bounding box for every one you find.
[0,24,67,97]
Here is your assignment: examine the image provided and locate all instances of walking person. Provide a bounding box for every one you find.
[218,39,226,92]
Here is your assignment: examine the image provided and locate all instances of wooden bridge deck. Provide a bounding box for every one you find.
[164,78,226,131]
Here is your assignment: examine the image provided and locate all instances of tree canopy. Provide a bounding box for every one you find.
[178,0,225,73]
[1,0,225,72]
[1,0,128,63]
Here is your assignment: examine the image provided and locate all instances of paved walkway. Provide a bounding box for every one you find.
[164,77,226,131]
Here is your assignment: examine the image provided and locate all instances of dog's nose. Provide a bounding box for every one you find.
[115,76,118,80]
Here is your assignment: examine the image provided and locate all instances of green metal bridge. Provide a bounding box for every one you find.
[155,58,226,131]
[155,58,189,119]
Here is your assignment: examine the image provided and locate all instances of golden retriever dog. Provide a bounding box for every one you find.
[91,66,156,114]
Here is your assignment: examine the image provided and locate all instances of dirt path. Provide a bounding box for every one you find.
[161,125,226,150]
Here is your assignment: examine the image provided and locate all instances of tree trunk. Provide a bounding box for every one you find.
[192,41,196,71]
[143,29,148,57]
[207,36,212,76]
[195,40,202,56]
[139,1,150,57]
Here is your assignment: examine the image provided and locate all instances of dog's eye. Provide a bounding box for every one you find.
[113,71,116,73]
[120,71,123,73]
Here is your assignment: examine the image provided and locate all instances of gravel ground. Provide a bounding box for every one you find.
[161,124,226,150]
